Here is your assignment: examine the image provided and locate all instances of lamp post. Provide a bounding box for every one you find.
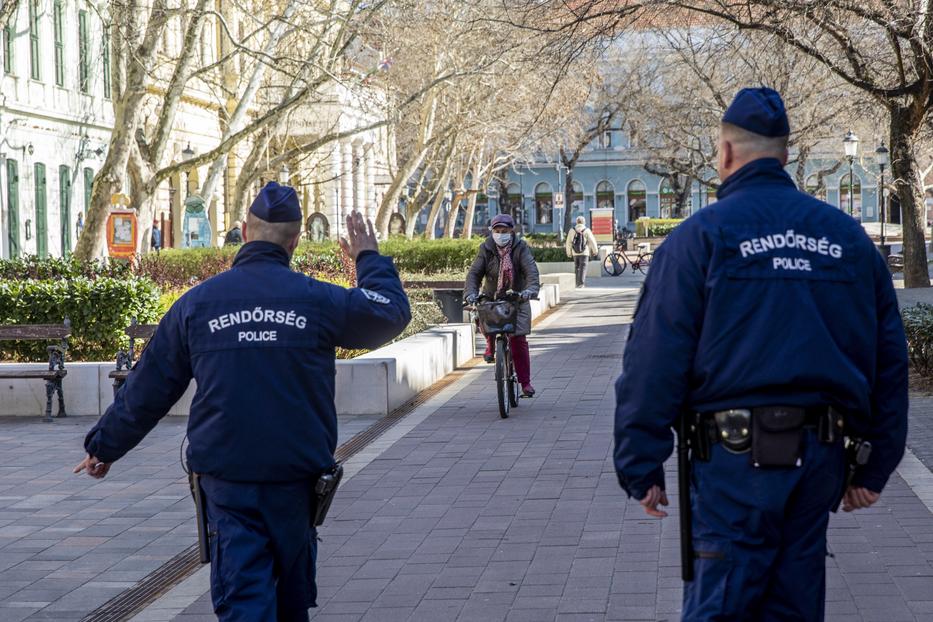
[843,131,859,218]
[876,144,889,255]
[181,142,195,197]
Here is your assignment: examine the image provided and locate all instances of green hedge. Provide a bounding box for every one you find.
[379,238,482,273]
[531,247,570,263]
[0,277,161,361]
[0,254,130,280]
[636,218,684,237]
[903,304,933,376]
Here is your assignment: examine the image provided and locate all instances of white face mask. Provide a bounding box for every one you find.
[493,232,512,247]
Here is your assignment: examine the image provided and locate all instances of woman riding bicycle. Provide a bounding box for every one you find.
[465,214,541,397]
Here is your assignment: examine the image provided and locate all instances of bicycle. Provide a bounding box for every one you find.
[603,241,653,276]
[465,291,530,419]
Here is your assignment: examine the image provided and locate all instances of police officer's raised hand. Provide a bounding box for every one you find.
[842,486,880,512]
[639,484,669,518]
[339,211,378,261]
[73,454,110,479]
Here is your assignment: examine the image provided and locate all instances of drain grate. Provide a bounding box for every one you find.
[80,543,202,622]
[82,359,479,622]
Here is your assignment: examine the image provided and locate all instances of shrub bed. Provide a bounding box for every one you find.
[903,304,933,376]
[0,276,161,361]
[636,218,684,237]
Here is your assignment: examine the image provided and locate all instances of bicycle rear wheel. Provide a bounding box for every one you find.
[603,252,627,276]
[636,252,653,275]
[507,350,519,408]
[495,338,510,418]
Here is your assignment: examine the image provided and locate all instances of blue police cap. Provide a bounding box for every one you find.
[722,88,790,138]
[249,181,301,223]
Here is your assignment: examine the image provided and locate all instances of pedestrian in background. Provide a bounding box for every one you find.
[150,221,162,253]
[565,215,598,288]
[614,88,907,620]
[224,221,243,246]
[75,182,411,621]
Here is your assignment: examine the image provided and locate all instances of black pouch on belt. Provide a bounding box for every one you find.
[751,406,806,467]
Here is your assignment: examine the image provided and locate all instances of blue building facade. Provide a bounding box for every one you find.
[472,128,887,235]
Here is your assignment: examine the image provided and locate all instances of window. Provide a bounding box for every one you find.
[600,131,613,149]
[570,180,584,219]
[839,174,863,219]
[659,179,676,218]
[805,175,826,202]
[2,21,13,75]
[59,165,71,254]
[503,183,521,215]
[627,180,646,221]
[534,182,553,225]
[53,2,64,86]
[102,28,111,98]
[78,10,89,93]
[28,0,39,80]
[596,181,615,210]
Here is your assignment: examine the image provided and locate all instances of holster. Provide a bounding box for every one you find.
[312,463,344,527]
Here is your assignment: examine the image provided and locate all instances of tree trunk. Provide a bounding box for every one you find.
[444,192,464,238]
[425,168,452,240]
[461,192,479,239]
[563,167,575,233]
[890,104,930,288]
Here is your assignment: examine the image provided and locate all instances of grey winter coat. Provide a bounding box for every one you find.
[465,235,541,336]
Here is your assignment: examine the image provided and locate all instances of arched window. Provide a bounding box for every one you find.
[627,180,646,221]
[659,179,676,218]
[839,174,863,219]
[503,182,521,215]
[805,175,826,202]
[570,180,584,219]
[596,181,615,210]
[534,182,553,225]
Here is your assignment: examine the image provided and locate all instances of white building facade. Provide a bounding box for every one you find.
[0,0,112,259]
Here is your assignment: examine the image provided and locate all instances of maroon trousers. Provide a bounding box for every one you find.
[485,335,531,385]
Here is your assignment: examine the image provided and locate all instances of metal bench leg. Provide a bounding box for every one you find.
[43,380,54,423]
[56,379,66,418]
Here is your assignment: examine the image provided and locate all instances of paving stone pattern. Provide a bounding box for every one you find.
[0,412,379,621]
[174,284,933,621]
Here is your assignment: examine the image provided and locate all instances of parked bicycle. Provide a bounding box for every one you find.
[603,241,653,276]
[465,290,534,418]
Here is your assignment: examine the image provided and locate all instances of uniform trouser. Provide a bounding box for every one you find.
[200,475,318,622]
[683,430,846,621]
[485,335,531,385]
[574,255,588,286]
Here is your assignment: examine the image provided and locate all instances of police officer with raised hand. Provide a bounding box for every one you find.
[74,181,411,621]
[614,88,908,620]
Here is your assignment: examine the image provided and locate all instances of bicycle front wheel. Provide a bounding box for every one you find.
[496,338,510,419]
[636,252,653,275]
[507,350,519,408]
[603,252,627,277]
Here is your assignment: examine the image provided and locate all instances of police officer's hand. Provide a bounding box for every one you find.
[639,485,669,518]
[73,454,111,479]
[842,486,880,512]
[339,211,378,261]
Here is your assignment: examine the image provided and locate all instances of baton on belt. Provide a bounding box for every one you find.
[677,415,695,582]
[188,471,210,564]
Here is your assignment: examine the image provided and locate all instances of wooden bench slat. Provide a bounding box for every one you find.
[0,370,67,379]
[0,325,71,340]
[108,370,130,379]
[126,325,158,339]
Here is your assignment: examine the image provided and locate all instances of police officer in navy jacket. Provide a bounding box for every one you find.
[614,89,908,620]
[75,182,411,621]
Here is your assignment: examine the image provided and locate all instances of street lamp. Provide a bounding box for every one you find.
[182,142,195,197]
[843,131,859,218]
[876,144,889,252]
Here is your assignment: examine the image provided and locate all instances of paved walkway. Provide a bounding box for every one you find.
[167,280,933,621]
[3,275,933,620]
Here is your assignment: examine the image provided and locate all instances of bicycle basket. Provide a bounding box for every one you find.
[476,300,518,334]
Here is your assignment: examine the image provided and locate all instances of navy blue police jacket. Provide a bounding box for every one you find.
[85,241,411,482]
[614,158,908,501]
